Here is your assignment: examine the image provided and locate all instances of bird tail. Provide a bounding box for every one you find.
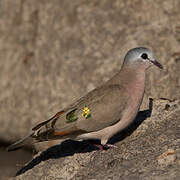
[7,132,35,151]
[7,110,75,151]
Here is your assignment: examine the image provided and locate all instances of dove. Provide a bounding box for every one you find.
[7,47,163,151]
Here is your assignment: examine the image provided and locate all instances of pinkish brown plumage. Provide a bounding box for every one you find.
[8,47,163,151]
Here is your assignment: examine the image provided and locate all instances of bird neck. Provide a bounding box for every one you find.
[108,64,146,90]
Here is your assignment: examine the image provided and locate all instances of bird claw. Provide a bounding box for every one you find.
[103,144,118,149]
[92,143,118,150]
[90,143,118,161]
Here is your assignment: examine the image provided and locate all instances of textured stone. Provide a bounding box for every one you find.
[157,149,177,166]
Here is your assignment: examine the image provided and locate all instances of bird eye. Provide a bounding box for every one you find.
[141,53,148,60]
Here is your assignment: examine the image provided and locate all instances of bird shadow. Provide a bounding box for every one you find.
[15,98,154,176]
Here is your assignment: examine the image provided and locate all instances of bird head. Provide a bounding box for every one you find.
[123,47,163,70]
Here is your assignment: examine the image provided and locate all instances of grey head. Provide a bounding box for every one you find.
[123,47,163,69]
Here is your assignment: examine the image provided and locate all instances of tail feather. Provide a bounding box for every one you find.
[7,128,67,151]
[7,111,75,151]
[7,132,34,151]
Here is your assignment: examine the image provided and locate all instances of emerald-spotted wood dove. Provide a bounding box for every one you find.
[8,47,163,151]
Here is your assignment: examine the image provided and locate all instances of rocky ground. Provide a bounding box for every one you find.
[0,0,180,179]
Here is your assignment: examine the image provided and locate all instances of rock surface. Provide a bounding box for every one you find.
[0,0,180,179]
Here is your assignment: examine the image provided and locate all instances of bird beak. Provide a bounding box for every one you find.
[149,59,163,69]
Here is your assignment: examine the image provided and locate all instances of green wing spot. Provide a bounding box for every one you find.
[66,109,78,123]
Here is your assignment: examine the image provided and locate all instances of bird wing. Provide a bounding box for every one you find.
[31,84,128,141]
[70,84,128,132]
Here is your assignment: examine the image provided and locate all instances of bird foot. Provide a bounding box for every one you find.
[103,144,118,149]
[92,143,118,150]
[90,143,118,160]
[92,144,104,150]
